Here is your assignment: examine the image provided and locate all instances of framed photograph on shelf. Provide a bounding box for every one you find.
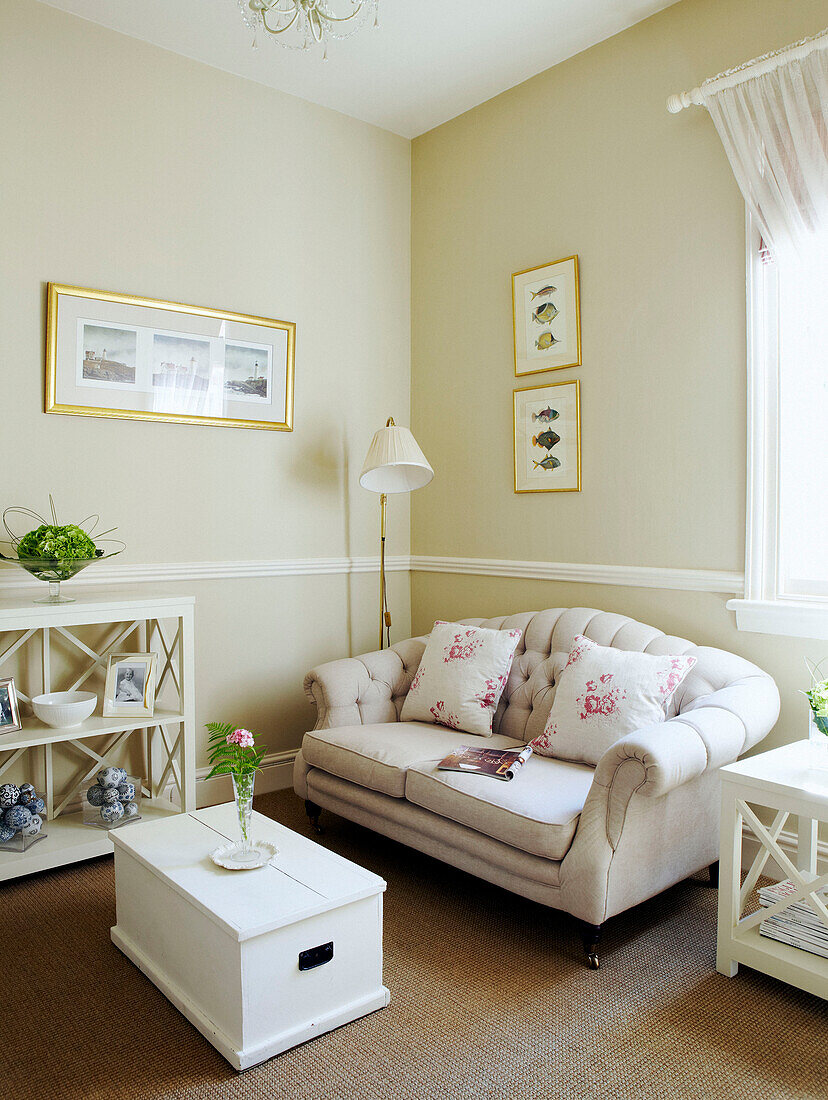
[0,677,22,735]
[512,255,581,376]
[46,284,295,431]
[514,380,581,493]
[103,654,158,719]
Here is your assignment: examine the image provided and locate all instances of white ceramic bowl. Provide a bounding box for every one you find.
[32,691,97,729]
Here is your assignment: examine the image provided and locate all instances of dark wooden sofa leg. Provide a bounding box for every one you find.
[709,861,719,887]
[305,799,323,835]
[581,922,603,970]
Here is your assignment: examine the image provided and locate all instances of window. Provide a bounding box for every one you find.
[728,216,828,638]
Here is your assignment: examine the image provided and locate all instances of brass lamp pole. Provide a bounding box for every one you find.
[379,487,389,649]
[359,416,434,650]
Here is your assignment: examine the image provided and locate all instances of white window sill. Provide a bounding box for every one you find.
[726,598,828,640]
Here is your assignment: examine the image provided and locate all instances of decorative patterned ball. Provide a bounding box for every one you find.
[96,767,123,789]
[5,805,32,831]
[100,801,124,824]
[17,784,37,805]
[0,824,16,843]
[0,784,20,809]
[86,785,105,807]
[28,797,46,816]
[101,788,121,806]
[122,802,139,820]
[21,814,42,837]
[117,782,136,803]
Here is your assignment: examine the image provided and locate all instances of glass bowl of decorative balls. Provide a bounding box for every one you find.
[0,782,47,852]
[83,766,141,830]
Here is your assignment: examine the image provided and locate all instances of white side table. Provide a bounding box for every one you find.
[717,740,828,1000]
[111,803,390,1070]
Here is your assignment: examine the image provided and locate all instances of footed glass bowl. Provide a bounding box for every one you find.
[0,549,123,603]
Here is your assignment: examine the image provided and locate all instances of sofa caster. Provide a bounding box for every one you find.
[305,799,323,835]
[709,861,719,887]
[581,921,603,970]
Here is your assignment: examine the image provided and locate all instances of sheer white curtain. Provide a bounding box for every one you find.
[700,38,828,257]
[701,36,828,603]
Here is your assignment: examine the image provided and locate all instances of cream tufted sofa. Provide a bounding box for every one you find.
[294,608,779,966]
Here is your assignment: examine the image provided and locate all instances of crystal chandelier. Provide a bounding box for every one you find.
[239,0,379,56]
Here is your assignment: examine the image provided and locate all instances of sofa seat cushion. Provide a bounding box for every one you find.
[404,755,595,861]
[302,723,524,799]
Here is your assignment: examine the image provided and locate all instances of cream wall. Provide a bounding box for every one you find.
[410,0,828,752]
[0,0,411,766]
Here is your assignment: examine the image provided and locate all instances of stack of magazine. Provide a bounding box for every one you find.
[758,878,828,959]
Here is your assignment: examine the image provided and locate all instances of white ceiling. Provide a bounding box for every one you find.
[39,0,679,137]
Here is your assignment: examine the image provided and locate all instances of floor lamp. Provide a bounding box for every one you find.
[359,417,433,649]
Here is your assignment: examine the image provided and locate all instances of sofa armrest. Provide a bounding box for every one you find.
[596,670,780,795]
[591,670,780,805]
[559,673,780,924]
[304,638,426,730]
[304,658,377,730]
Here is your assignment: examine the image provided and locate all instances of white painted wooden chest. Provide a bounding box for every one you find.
[110,803,389,1070]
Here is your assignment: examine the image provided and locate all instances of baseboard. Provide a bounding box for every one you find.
[194,749,299,809]
[741,822,828,878]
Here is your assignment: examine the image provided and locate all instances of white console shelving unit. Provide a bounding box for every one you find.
[0,589,195,881]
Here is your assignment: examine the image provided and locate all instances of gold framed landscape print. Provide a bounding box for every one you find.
[45,284,295,430]
[514,380,580,493]
[512,255,581,376]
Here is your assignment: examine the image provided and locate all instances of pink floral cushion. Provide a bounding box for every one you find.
[529,635,696,766]
[401,620,523,737]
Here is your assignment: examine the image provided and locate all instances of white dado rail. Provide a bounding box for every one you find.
[409,557,743,594]
[0,556,744,596]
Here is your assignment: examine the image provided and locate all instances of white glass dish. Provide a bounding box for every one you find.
[210,840,278,870]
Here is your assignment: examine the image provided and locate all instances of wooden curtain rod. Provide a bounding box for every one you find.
[667,25,828,113]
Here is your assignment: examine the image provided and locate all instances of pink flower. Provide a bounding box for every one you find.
[227,728,255,748]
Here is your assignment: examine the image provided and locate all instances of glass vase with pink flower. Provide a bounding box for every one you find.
[205,722,267,867]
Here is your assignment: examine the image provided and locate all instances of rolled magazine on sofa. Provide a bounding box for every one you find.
[437,744,533,782]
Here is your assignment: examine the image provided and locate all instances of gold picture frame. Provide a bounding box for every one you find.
[45,283,295,431]
[513,379,581,493]
[512,255,581,376]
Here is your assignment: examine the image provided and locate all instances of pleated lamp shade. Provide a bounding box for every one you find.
[359,423,434,494]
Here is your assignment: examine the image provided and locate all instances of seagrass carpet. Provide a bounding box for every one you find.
[2,788,825,1100]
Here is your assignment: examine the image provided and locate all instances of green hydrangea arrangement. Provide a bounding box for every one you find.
[803,659,828,737]
[1,499,124,598]
[17,523,99,561]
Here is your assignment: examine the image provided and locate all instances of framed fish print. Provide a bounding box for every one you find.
[45,284,295,431]
[514,380,580,493]
[512,255,581,376]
